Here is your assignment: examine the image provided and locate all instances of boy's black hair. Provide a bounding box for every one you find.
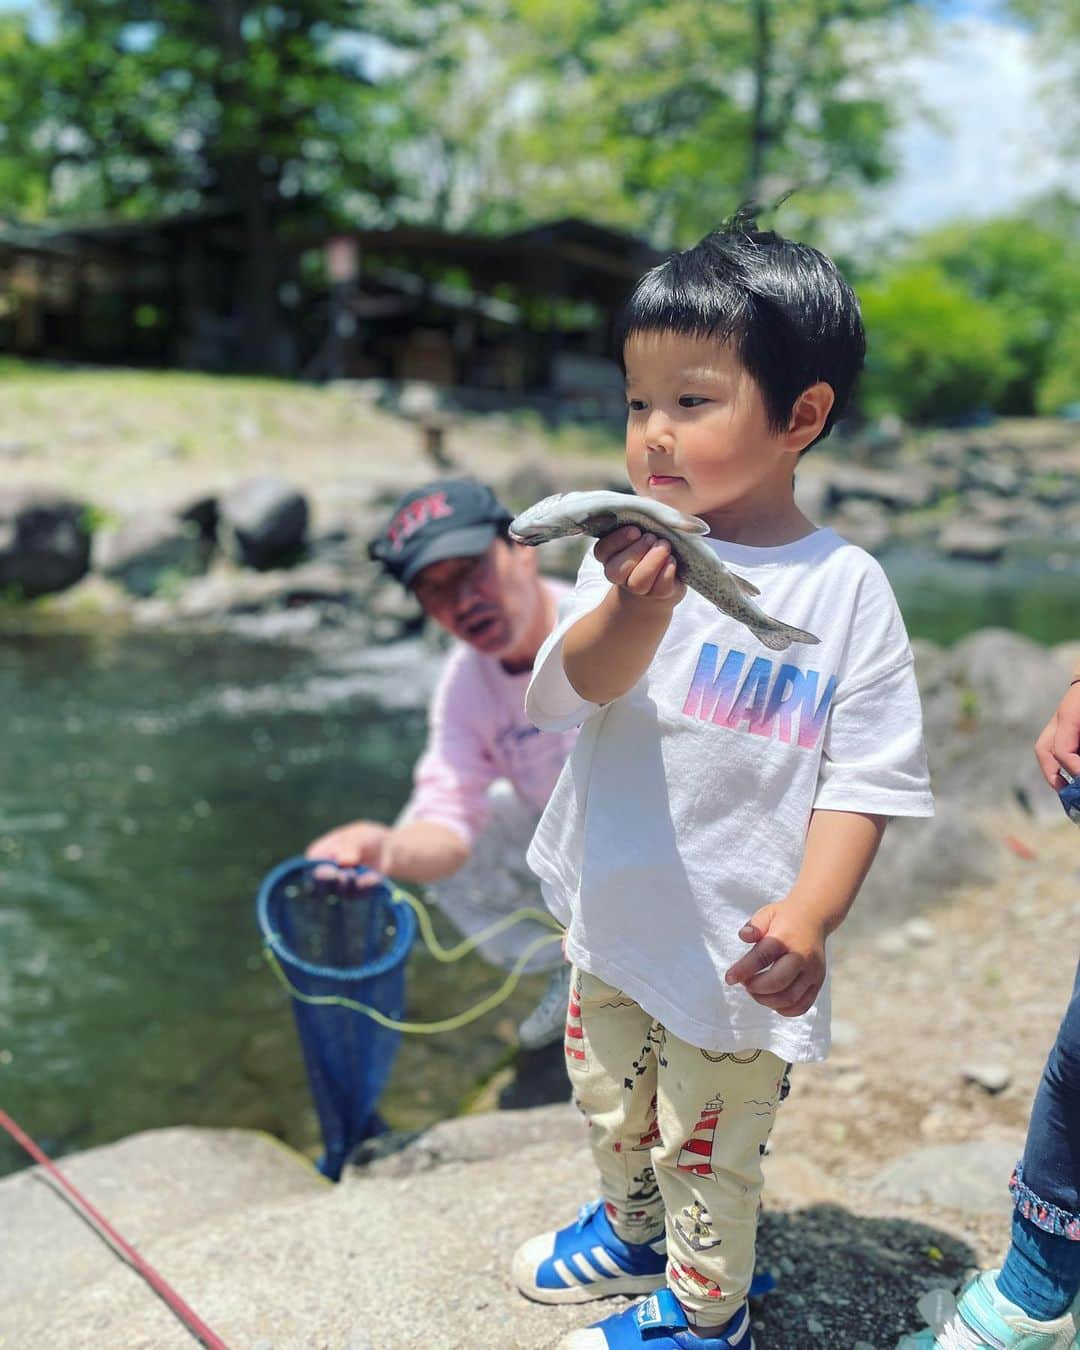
[616,215,865,450]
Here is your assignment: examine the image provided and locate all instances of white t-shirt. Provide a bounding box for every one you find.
[525,528,933,1063]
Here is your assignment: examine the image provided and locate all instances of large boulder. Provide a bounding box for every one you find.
[848,803,998,934]
[220,476,308,570]
[94,513,208,597]
[822,465,936,513]
[915,631,1075,816]
[0,487,92,598]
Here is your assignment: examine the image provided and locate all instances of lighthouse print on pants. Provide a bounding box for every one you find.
[677,1095,724,1176]
[565,974,586,1064]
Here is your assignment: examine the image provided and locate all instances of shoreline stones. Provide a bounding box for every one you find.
[0,487,92,598]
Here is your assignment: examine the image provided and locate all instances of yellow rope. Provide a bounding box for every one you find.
[263,880,565,1035]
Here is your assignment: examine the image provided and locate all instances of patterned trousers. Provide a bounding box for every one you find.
[566,969,790,1329]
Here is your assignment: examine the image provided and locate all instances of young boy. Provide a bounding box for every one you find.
[512,223,934,1349]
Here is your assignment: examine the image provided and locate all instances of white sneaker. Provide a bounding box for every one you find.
[518,964,573,1050]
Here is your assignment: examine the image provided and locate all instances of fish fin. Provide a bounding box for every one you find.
[752,621,821,652]
[670,511,711,535]
[730,571,761,598]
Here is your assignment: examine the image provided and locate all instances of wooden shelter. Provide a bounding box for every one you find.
[0,212,662,411]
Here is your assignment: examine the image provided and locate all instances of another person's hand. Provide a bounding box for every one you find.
[723,903,827,1019]
[1034,680,1080,791]
[305,820,393,888]
[595,526,685,607]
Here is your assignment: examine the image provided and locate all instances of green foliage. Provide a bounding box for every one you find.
[0,1,427,223]
[858,264,1015,422]
[1036,311,1080,415]
[396,0,927,244]
[916,214,1080,414]
[80,503,116,536]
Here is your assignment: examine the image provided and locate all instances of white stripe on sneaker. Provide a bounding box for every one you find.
[567,1252,602,1283]
[553,1258,587,1288]
[588,1246,625,1277]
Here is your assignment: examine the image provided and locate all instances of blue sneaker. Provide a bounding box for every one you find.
[558,1289,754,1349]
[898,1271,1080,1348]
[513,1200,667,1304]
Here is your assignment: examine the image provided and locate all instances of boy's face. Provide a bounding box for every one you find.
[623,331,802,531]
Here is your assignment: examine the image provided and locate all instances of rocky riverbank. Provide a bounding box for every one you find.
[2,808,1076,1348]
[0,373,1077,642]
[2,371,1078,1347]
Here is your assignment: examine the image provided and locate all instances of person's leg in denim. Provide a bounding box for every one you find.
[997,960,1080,1320]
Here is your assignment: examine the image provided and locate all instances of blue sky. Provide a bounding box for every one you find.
[0,1,1069,237]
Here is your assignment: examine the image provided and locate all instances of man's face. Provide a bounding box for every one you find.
[411,539,539,656]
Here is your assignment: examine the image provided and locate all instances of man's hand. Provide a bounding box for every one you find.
[306,820,393,888]
[595,526,686,607]
[1034,681,1080,790]
[724,903,827,1018]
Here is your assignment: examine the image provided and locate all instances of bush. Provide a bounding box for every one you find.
[858,264,1015,423]
[1036,311,1080,415]
[918,217,1080,415]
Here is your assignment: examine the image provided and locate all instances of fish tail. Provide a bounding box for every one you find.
[752,620,820,651]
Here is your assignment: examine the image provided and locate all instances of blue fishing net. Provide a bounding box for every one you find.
[256,858,417,1180]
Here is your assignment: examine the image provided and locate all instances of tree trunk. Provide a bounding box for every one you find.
[214,0,281,373]
[745,0,772,204]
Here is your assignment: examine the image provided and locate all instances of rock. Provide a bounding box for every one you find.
[0,487,92,598]
[875,931,908,957]
[220,476,309,570]
[176,493,219,543]
[961,459,1021,496]
[949,629,1067,731]
[869,1137,1024,1216]
[938,521,1008,561]
[502,459,560,514]
[793,468,829,520]
[94,513,208,597]
[962,1064,1011,1095]
[358,1102,582,1179]
[823,465,935,512]
[903,918,936,947]
[171,563,352,620]
[851,804,997,932]
[829,499,891,553]
[0,1127,326,1344]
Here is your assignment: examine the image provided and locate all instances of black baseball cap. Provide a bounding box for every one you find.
[368,478,514,587]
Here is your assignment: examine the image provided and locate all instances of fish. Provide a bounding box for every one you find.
[509,489,820,651]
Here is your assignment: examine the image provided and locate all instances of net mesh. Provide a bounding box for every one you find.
[257,860,416,1180]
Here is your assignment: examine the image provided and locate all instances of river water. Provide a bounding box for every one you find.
[0,627,552,1177]
[1,543,1077,1178]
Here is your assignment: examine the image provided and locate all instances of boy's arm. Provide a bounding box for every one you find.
[562,525,686,704]
[724,809,886,1017]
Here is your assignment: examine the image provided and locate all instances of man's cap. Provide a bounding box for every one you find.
[368,478,514,587]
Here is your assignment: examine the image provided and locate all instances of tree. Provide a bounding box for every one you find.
[1007,0,1080,154]
[398,0,929,245]
[916,211,1080,415]
[858,264,1015,422]
[0,2,431,369]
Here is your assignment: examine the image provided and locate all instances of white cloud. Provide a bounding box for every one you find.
[872,14,1073,235]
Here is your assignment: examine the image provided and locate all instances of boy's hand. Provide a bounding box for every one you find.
[724,903,827,1018]
[595,526,686,607]
[1034,681,1080,790]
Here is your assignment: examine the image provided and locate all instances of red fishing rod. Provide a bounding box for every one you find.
[0,1107,229,1350]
